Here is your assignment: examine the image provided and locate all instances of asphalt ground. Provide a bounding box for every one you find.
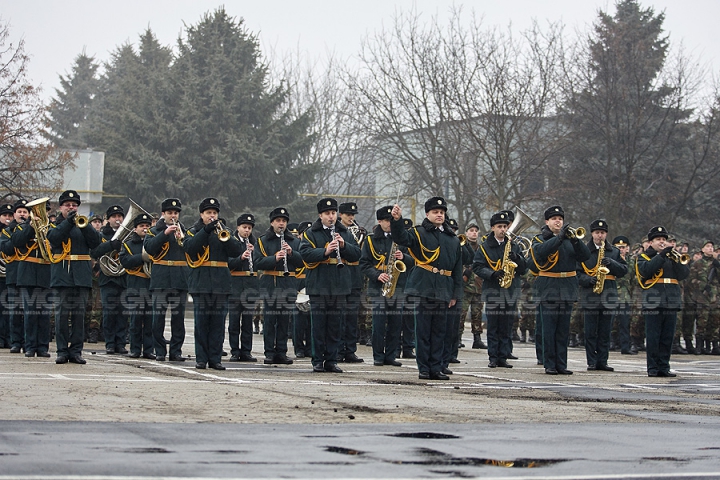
[1,318,719,479]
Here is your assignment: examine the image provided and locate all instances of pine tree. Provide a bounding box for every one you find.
[46,50,100,149]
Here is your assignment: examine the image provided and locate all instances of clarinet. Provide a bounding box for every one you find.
[245,238,255,276]
[330,223,344,269]
[279,229,290,276]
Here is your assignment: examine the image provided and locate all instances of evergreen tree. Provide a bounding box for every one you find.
[170,8,315,215]
[558,0,691,236]
[46,50,100,149]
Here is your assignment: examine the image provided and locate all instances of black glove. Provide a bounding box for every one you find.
[703,284,712,296]
[110,239,122,251]
[66,210,77,224]
[601,256,612,266]
[659,246,674,258]
[204,219,220,233]
[462,268,472,279]
[509,251,520,263]
[557,225,569,242]
[712,258,720,270]
[588,277,598,285]
[491,270,505,281]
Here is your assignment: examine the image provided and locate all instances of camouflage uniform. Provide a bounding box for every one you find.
[84,261,103,343]
[614,253,635,354]
[628,254,646,352]
[460,243,484,348]
[685,254,720,354]
[518,272,536,343]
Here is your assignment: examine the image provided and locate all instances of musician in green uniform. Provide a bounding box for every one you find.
[184,198,242,370]
[636,226,690,376]
[227,214,259,362]
[473,211,527,368]
[530,206,591,375]
[118,213,155,358]
[360,206,413,367]
[577,220,628,371]
[299,198,361,373]
[254,207,303,365]
[144,198,189,362]
[47,190,102,364]
[12,200,52,358]
[390,197,463,380]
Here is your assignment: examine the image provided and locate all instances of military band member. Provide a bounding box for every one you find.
[184,198,241,370]
[399,217,416,358]
[47,190,102,364]
[1,199,28,353]
[90,215,103,232]
[254,207,303,365]
[91,205,128,355]
[11,201,53,358]
[460,223,486,350]
[685,240,720,355]
[390,197,463,380]
[227,214,259,362]
[293,221,313,358]
[118,214,155,358]
[530,206,591,375]
[0,203,14,348]
[360,205,413,367]
[144,198,189,362]
[612,236,637,355]
[338,202,365,363]
[577,220,628,372]
[473,211,527,368]
[636,226,690,376]
[299,198,361,373]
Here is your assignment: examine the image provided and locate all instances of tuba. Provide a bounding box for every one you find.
[98,200,146,276]
[26,197,53,262]
[504,207,540,258]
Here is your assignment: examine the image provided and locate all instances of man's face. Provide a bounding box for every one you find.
[702,242,714,256]
[14,208,28,223]
[650,236,667,251]
[591,230,607,245]
[466,227,479,242]
[680,244,689,254]
[693,252,703,261]
[236,224,253,238]
[339,212,355,227]
[320,210,337,227]
[546,215,563,234]
[91,219,103,231]
[426,208,445,226]
[669,240,677,249]
[135,223,150,237]
[618,245,629,257]
[271,217,288,234]
[59,201,79,218]
[491,223,509,238]
[0,213,13,225]
[200,209,218,225]
[108,213,124,229]
[379,219,391,232]
[162,209,180,223]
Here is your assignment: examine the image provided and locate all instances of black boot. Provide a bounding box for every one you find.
[472,333,482,349]
[569,334,578,348]
[578,333,585,347]
[684,336,695,355]
[528,332,535,343]
[712,341,720,355]
[672,337,687,354]
[512,330,520,342]
[520,331,527,343]
[87,328,99,344]
[630,336,639,354]
[702,339,711,355]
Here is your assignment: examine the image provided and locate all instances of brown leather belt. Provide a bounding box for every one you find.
[22,256,49,264]
[231,271,256,277]
[416,263,452,276]
[605,275,616,281]
[539,271,576,278]
[199,261,228,268]
[127,271,149,279]
[67,255,91,261]
[296,274,306,279]
[261,270,296,277]
[645,278,678,285]
[154,260,187,267]
[319,259,358,266]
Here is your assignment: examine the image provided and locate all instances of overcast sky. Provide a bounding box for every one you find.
[2,0,719,103]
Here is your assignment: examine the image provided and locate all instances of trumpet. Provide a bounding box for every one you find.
[565,226,585,240]
[74,215,89,228]
[170,219,184,246]
[668,250,690,265]
[215,220,230,242]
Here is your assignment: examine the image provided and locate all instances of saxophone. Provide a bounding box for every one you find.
[381,242,406,298]
[593,243,610,294]
[498,237,517,289]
